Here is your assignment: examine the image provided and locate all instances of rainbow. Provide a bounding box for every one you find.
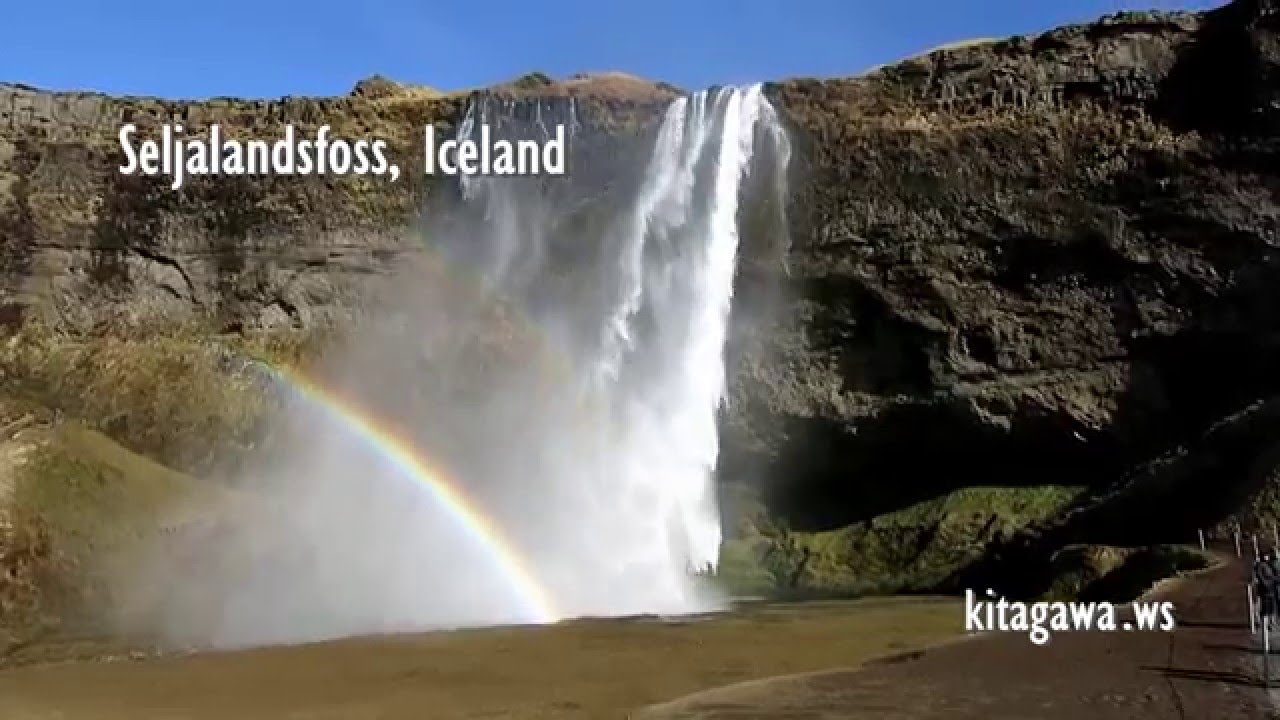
[260,363,560,626]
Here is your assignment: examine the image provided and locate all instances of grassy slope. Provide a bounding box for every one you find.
[0,323,291,474]
[719,485,1087,596]
[1041,543,1210,602]
[1,417,208,650]
[11,422,205,555]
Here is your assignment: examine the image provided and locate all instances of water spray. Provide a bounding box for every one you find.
[122,85,792,647]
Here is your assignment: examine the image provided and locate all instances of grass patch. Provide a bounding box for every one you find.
[1,421,206,647]
[0,321,330,474]
[1042,544,1212,603]
[10,424,201,555]
[718,485,1086,598]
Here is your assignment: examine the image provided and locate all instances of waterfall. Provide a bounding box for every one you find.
[446,84,791,615]
[124,84,790,649]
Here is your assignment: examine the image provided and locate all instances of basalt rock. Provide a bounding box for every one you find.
[2,1,1279,575]
[724,0,1280,546]
[0,77,674,331]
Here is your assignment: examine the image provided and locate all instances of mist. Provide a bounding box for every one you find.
[115,85,791,650]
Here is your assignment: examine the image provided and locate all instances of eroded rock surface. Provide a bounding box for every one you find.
[0,75,673,330]
[728,0,1280,540]
[2,1,1279,583]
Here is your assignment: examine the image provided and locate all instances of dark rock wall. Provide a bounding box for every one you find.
[2,1,1279,544]
[0,86,447,329]
[728,1,1280,535]
[0,82,671,330]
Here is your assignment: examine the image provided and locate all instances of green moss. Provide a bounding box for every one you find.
[11,425,197,545]
[0,321,331,475]
[2,423,206,644]
[1040,545,1128,601]
[718,485,1086,598]
[715,537,785,596]
[1040,544,1211,603]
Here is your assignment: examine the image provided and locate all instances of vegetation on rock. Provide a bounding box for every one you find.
[1,0,1279,642]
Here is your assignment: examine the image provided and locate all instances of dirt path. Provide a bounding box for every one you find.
[0,597,965,719]
[2,555,1270,719]
[640,557,1271,719]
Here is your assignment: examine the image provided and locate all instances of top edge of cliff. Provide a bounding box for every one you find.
[0,0,1264,108]
[345,71,682,102]
[852,4,1247,76]
[0,70,684,108]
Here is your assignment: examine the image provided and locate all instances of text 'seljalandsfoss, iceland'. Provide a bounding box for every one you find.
[117,122,568,190]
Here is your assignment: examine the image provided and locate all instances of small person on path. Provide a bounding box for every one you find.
[1256,552,1280,621]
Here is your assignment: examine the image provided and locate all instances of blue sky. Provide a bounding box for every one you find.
[4,0,1223,99]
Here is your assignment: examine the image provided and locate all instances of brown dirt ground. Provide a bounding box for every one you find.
[638,555,1273,719]
[0,597,963,719]
[1,553,1269,719]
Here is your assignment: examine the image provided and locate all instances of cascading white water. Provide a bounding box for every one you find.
[594,85,777,574]
[451,85,790,616]
[122,84,789,648]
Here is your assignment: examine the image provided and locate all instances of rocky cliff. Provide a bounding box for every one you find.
[3,0,1280,594]
[730,0,1280,539]
[0,72,673,330]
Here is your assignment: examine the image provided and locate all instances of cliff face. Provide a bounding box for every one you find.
[0,74,673,330]
[728,0,1280,539]
[0,86,442,330]
[2,1,1279,564]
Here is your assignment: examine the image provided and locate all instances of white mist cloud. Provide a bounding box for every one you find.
[116,86,788,650]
